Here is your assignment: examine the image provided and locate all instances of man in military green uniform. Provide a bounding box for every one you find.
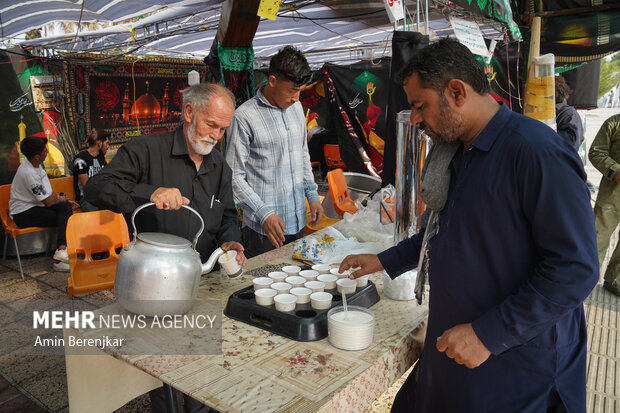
[589,113,620,296]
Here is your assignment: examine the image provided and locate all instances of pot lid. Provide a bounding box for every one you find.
[137,232,191,248]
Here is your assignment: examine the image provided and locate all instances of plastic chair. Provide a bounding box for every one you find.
[304,199,340,234]
[324,144,347,170]
[327,168,358,217]
[0,184,52,279]
[49,176,77,201]
[66,210,130,313]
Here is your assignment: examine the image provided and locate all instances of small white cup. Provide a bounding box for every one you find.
[336,278,357,294]
[299,269,319,281]
[311,264,331,274]
[330,268,350,279]
[285,276,306,288]
[254,288,276,306]
[355,275,370,288]
[304,280,325,293]
[310,292,333,310]
[274,294,297,312]
[290,287,312,304]
[267,271,288,282]
[271,282,292,295]
[317,274,338,289]
[253,277,273,290]
[282,265,301,276]
[299,269,320,281]
[218,250,242,278]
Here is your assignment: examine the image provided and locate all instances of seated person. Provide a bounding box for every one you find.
[73,129,109,212]
[555,75,584,152]
[9,137,79,271]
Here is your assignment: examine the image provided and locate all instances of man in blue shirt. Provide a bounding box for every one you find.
[340,39,598,412]
[226,46,323,257]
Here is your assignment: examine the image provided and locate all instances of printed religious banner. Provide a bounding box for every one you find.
[64,55,209,148]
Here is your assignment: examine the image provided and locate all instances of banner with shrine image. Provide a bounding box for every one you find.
[64,56,210,148]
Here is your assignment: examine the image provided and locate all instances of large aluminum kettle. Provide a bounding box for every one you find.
[114,202,225,316]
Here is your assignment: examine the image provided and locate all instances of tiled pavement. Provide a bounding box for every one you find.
[0,255,152,413]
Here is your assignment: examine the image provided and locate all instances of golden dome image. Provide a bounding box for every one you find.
[131,81,161,124]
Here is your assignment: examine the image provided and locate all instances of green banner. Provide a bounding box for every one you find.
[217,43,256,106]
[452,0,522,41]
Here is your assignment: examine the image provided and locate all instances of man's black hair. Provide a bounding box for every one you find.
[20,136,48,160]
[86,128,109,147]
[269,45,311,85]
[555,75,572,104]
[396,38,490,96]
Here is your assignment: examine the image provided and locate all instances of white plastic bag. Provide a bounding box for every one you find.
[380,185,396,225]
[292,227,384,265]
[334,192,394,248]
[383,269,417,301]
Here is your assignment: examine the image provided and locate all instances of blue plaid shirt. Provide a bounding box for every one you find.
[225,87,319,236]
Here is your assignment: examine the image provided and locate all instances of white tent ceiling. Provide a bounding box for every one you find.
[2,0,509,65]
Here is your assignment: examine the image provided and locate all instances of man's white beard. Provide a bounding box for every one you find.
[187,120,216,155]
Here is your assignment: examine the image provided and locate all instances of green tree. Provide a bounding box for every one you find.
[599,53,620,98]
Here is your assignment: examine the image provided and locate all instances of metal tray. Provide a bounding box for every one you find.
[224,281,380,342]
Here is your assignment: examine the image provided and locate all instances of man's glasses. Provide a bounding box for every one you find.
[277,71,312,86]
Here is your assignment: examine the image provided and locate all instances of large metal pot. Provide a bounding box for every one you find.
[114,202,225,316]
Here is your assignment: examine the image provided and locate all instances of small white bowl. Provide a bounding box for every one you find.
[310,292,333,310]
[311,264,331,274]
[285,276,306,288]
[336,278,357,294]
[355,275,370,288]
[271,282,292,295]
[253,277,273,290]
[282,265,301,276]
[254,288,276,306]
[290,287,312,304]
[330,268,351,279]
[317,274,338,289]
[274,294,296,312]
[267,271,288,282]
[299,269,319,281]
[304,280,325,293]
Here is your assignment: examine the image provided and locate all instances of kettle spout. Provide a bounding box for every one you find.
[201,247,225,275]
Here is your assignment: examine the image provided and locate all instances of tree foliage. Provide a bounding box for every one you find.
[599,53,620,98]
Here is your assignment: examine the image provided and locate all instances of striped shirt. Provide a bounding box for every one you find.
[225,87,319,235]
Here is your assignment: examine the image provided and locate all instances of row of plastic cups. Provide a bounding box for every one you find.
[267,270,320,283]
[255,273,369,292]
[281,264,350,278]
[271,281,356,295]
[255,289,333,311]
[254,278,361,303]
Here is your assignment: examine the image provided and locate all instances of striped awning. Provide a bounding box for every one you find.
[6,0,509,65]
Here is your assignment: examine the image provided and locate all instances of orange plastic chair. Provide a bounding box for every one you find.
[0,184,53,279]
[304,199,340,234]
[50,176,77,201]
[327,169,358,217]
[66,210,130,312]
[324,144,348,171]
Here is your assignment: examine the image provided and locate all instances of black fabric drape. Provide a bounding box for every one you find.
[382,31,428,187]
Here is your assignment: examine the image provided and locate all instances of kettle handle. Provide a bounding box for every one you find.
[131,202,205,250]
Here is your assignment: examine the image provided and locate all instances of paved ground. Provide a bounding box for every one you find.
[0,108,618,413]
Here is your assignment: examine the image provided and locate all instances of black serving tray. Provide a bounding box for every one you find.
[224,281,380,342]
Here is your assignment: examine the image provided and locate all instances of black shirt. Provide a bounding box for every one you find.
[73,150,107,200]
[84,127,241,262]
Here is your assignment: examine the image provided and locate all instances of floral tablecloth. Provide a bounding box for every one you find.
[66,237,428,413]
